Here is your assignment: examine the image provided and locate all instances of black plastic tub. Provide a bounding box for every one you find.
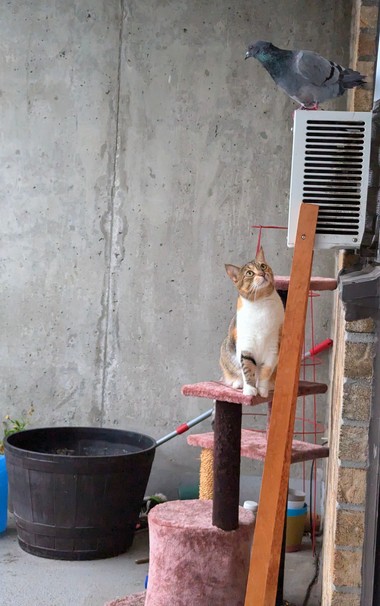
[4,426,156,560]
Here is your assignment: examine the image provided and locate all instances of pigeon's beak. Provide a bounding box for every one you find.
[245,50,251,60]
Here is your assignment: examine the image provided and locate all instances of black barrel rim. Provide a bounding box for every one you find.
[4,426,157,461]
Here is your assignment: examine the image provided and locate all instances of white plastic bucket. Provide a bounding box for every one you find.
[287,499,305,510]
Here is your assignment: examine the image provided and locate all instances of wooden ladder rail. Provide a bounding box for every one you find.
[244,203,319,606]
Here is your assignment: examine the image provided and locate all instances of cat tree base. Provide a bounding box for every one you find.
[145,499,254,606]
[105,500,254,606]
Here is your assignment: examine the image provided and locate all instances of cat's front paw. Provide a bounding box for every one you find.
[243,384,258,396]
[232,379,244,389]
[258,386,269,398]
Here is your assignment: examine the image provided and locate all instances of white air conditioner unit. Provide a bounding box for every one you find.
[287,110,372,249]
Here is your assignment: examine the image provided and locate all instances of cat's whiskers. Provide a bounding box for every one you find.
[249,282,259,299]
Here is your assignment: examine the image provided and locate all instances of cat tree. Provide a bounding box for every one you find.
[106,203,336,606]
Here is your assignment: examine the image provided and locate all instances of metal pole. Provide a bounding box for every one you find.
[155,408,213,447]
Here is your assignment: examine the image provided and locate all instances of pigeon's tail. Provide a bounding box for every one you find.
[340,68,366,90]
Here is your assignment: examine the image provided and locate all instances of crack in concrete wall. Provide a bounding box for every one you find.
[98,0,127,426]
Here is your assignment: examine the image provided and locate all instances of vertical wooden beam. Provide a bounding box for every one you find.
[212,399,242,530]
[244,203,319,606]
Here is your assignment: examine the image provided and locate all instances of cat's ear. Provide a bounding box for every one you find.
[255,247,266,264]
[225,264,240,283]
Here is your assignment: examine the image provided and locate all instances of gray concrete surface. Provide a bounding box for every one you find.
[1,514,321,606]
[2,0,351,498]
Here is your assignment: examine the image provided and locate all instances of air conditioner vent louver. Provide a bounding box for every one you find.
[287,111,372,249]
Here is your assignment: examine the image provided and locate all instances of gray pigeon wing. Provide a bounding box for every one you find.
[294,50,339,86]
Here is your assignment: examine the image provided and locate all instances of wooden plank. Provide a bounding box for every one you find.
[244,203,319,606]
[212,399,242,530]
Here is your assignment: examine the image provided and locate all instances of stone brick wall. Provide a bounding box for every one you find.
[332,319,373,604]
[323,307,375,605]
[322,2,378,603]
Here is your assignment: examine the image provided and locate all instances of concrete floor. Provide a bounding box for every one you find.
[1,514,321,606]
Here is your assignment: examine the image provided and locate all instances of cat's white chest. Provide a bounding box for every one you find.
[236,294,284,363]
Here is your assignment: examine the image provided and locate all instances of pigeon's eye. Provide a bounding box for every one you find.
[261,263,267,270]
[246,270,254,277]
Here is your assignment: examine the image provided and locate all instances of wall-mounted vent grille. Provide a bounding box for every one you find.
[287,110,372,249]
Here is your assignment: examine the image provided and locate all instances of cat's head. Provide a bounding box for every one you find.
[224,248,275,301]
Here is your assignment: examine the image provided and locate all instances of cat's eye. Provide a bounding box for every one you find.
[246,270,254,277]
[260,263,267,270]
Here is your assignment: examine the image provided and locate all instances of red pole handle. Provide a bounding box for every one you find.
[308,338,333,357]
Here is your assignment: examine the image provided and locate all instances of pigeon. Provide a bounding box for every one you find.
[245,41,366,109]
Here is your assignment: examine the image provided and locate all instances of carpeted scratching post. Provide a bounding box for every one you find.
[199,448,213,499]
[145,500,254,606]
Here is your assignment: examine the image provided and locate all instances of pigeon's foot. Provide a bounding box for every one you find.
[293,103,319,120]
[300,103,319,110]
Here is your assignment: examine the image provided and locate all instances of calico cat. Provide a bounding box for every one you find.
[219,248,284,397]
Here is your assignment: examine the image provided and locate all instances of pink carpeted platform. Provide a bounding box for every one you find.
[181,379,327,406]
[187,429,329,463]
[145,500,254,606]
[274,275,337,291]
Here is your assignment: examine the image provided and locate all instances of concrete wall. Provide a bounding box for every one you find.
[2,0,351,497]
